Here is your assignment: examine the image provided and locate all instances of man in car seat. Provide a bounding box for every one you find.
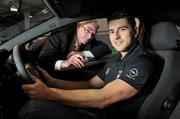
[28,19,111,74]
[19,11,156,119]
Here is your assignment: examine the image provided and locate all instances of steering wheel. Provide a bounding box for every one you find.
[13,44,39,83]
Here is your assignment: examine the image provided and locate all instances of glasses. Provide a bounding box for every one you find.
[82,25,95,38]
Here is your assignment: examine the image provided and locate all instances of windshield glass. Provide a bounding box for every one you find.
[0,0,54,44]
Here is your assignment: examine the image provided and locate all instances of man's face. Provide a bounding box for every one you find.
[77,22,97,44]
[108,18,137,53]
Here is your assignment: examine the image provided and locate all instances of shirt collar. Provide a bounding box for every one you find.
[121,40,139,61]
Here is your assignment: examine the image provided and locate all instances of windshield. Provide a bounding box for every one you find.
[0,0,54,45]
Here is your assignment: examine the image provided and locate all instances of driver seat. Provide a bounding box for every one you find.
[137,21,180,119]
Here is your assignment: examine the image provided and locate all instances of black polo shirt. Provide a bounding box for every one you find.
[98,40,155,92]
[97,40,156,118]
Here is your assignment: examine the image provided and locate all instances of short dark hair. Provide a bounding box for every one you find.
[108,11,136,28]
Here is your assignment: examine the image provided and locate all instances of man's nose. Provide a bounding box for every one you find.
[114,31,120,40]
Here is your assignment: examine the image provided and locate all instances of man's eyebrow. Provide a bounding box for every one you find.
[86,26,96,34]
[109,26,128,32]
[86,26,94,31]
[118,26,128,29]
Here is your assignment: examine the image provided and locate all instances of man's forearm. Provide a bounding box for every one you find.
[46,80,138,109]
[47,78,91,89]
[46,88,104,108]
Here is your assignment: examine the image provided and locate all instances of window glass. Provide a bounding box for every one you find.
[0,0,54,44]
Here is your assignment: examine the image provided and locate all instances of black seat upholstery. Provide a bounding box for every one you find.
[137,22,180,119]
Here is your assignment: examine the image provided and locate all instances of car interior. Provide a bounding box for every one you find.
[137,21,180,119]
[1,0,180,119]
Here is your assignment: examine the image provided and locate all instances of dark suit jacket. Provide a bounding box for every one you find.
[29,27,111,73]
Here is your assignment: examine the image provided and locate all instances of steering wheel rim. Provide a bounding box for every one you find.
[13,44,34,83]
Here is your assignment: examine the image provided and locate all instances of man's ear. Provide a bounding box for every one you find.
[135,17,140,38]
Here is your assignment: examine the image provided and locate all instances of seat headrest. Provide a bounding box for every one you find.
[145,22,180,50]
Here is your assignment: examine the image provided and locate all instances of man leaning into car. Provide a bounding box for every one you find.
[18,11,156,119]
[28,19,111,74]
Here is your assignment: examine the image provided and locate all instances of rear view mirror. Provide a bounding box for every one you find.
[10,0,22,12]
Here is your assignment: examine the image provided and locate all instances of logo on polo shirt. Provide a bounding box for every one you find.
[105,68,111,75]
[126,68,139,80]
[116,70,122,79]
